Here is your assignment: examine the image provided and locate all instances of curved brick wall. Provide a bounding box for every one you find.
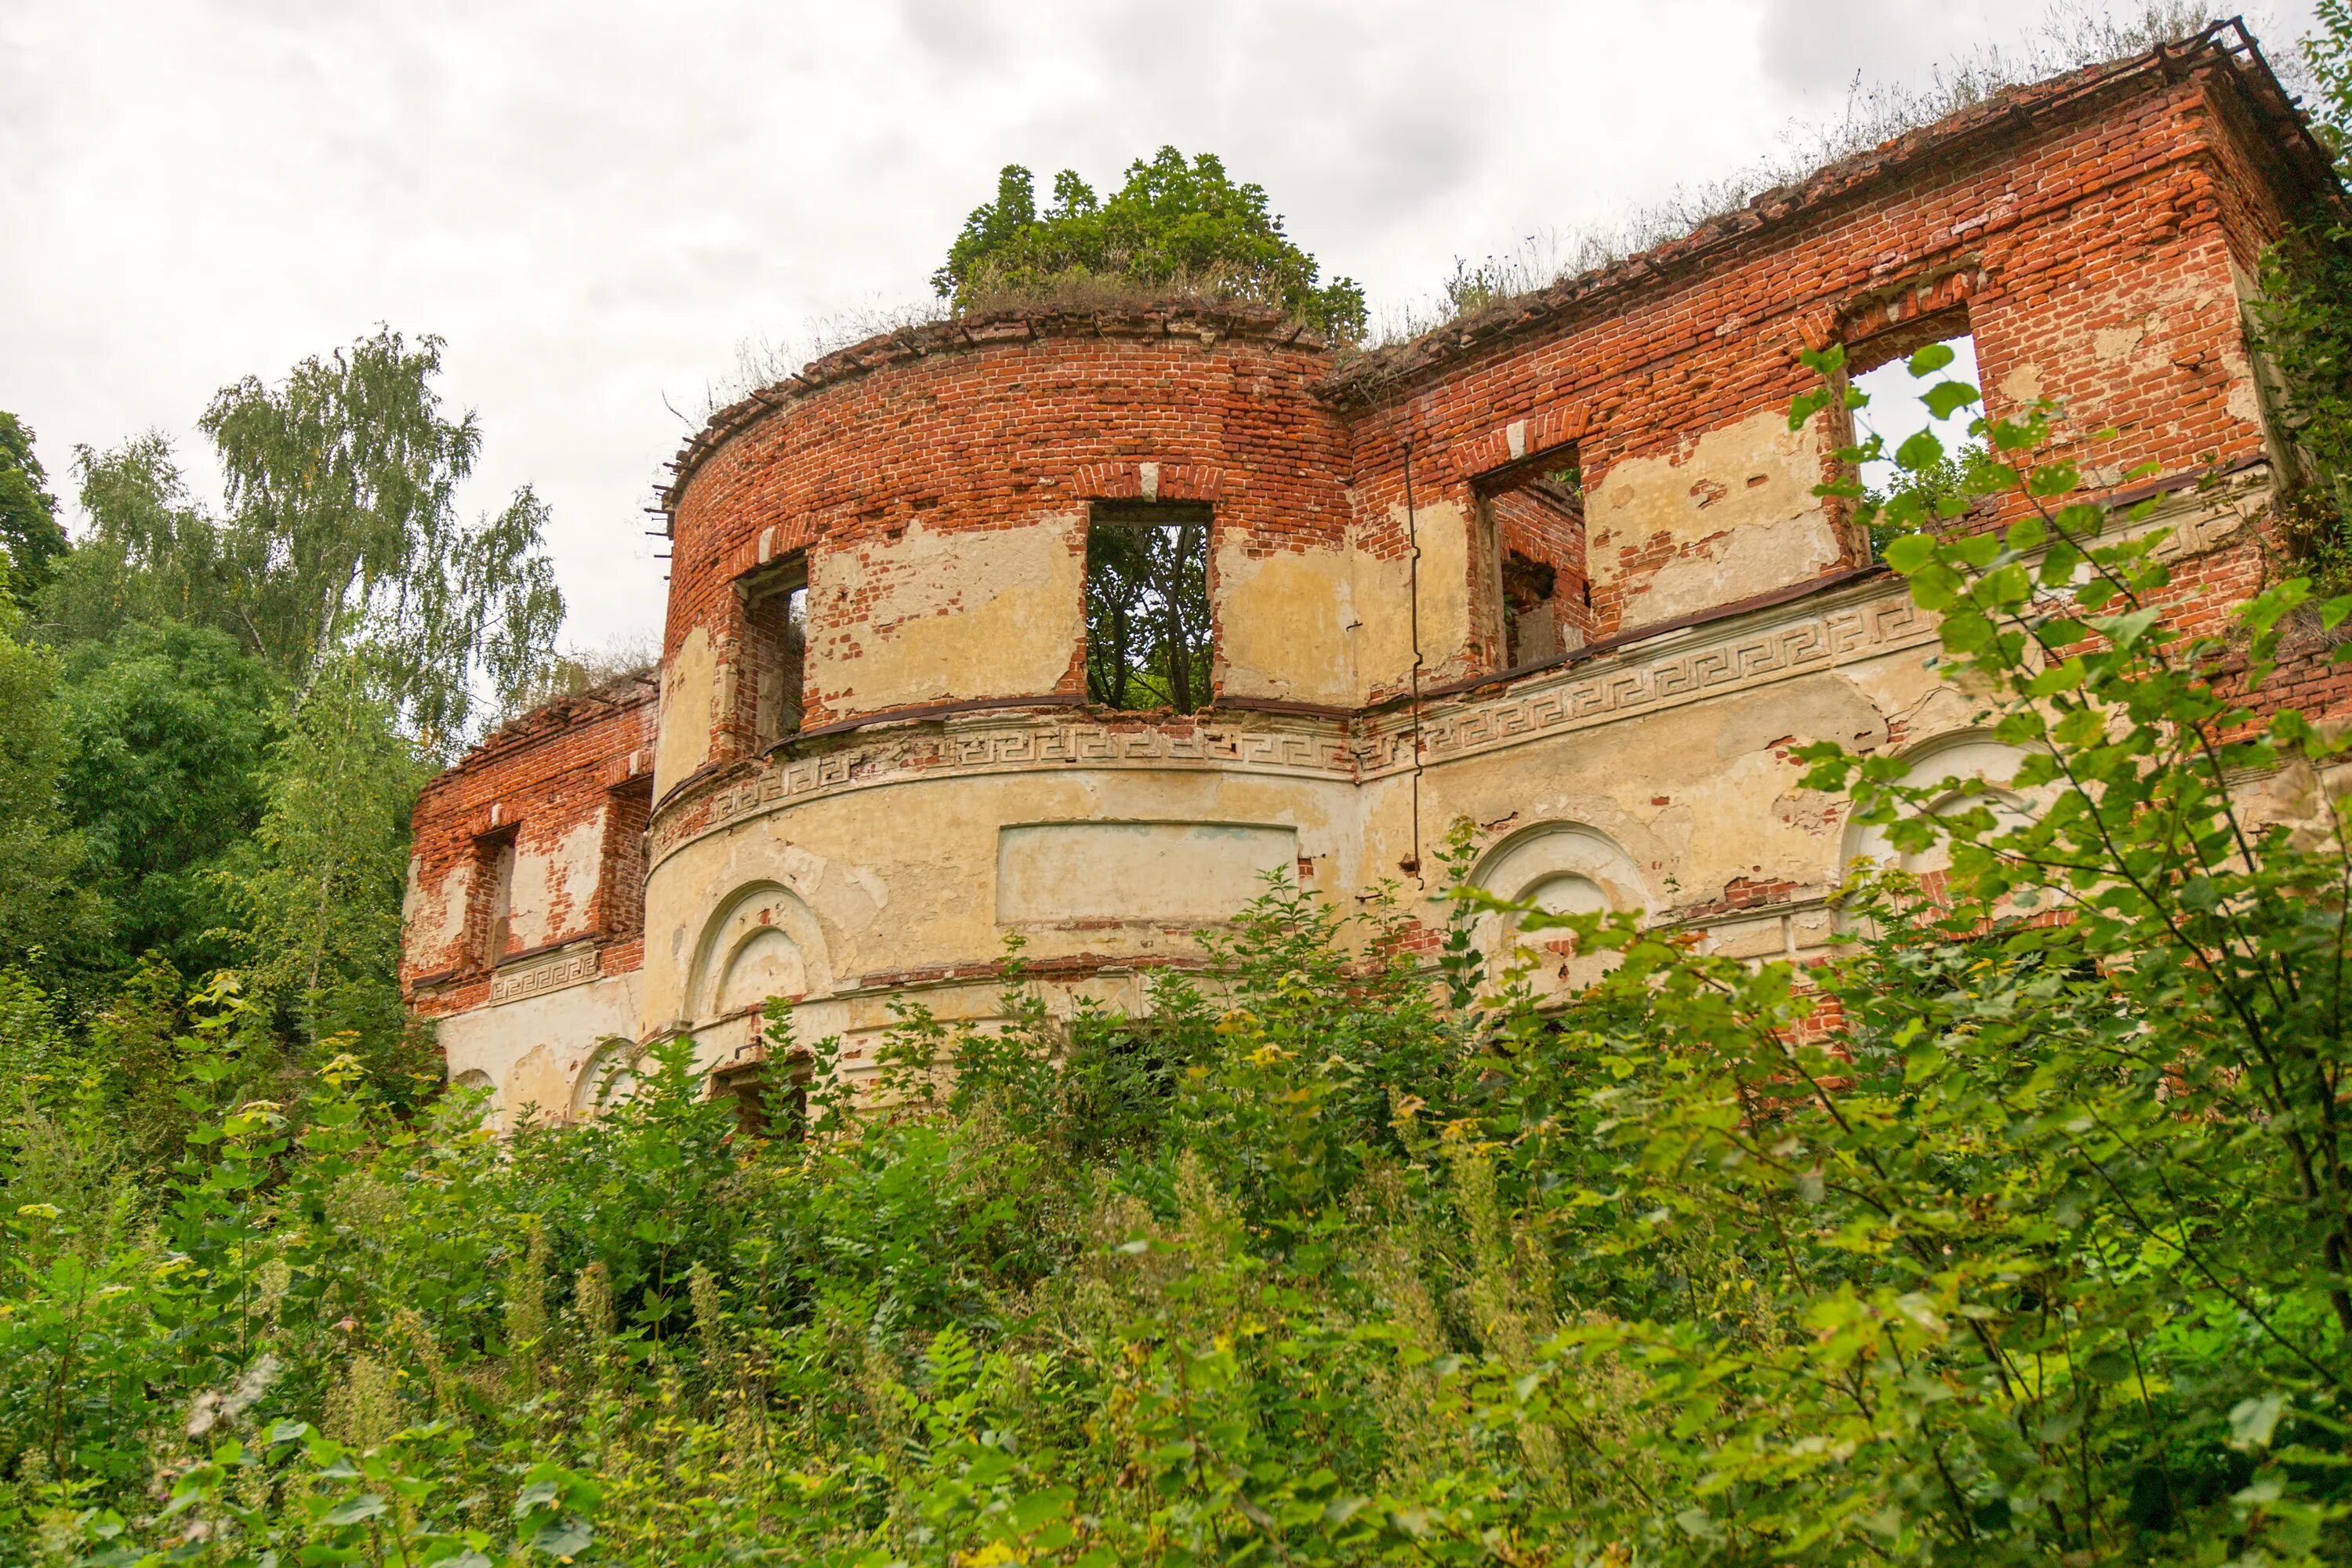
[406,25,2345,1118]
[655,310,1353,800]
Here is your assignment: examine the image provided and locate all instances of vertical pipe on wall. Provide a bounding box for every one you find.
[1403,428,1425,880]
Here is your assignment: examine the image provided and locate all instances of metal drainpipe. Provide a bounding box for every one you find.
[1403,427,1425,881]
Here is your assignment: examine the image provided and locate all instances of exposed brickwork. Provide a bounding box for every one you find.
[405,24,2347,1073]
[404,674,658,1018]
[1332,36,2332,682]
[1485,481,1591,662]
[669,318,1353,735]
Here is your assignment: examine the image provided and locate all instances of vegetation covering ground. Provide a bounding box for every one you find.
[5,8,2352,1563]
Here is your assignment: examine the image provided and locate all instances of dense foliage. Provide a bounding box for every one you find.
[1081,506,1213,713]
[931,149,1369,344]
[0,325,550,1108]
[11,24,2352,1563]
[0,414,67,607]
[45,329,564,746]
[2244,14,2352,591]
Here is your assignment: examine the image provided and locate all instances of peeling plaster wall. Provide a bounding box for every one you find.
[405,42,2346,1118]
[654,627,717,800]
[640,753,1364,1080]
[811,514,1085,718]
[436,971,643,1131]
[505,815,605,953]
[660,320,1355,760]
[1586,408,1842,630]
[1213,539,1356,706]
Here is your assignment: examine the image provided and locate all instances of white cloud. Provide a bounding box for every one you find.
[0,0,2322,650]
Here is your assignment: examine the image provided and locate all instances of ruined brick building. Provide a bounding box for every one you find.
[401,24,2344,1125]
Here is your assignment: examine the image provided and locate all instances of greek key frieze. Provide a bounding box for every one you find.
[648,584,1940,863]
[489,945,601,1006]
[1358,584,1936,777]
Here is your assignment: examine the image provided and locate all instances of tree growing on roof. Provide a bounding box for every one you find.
[931,148,1369,344]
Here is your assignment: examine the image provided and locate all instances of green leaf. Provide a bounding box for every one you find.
[1922,381,1979,419]
[1907,342,1956,376]
[2029,461,2082,497]
[1789,388,1834,430]
[2230,1393,2285,1450]
[1896,429,1946,472]
[529,1517,595,1559]
[1883,535,1937,574]
[2096,608,2159,650]
[1798,343,1847,376]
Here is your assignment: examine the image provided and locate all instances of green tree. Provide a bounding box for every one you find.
[0,570,96,976]
[39,436,226,646]
[48,330,564,748]
[932,149,1369,343]
[53,621,283,987]
[2241,6,2352,589]
[0,412,66,606]
[227,657,429,1066]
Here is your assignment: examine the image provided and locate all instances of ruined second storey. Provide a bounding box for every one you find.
[405,23,2350,1126]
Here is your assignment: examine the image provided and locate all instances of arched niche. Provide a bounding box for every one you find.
[1842,731,2040,882]
[684,881,833,1025]
[1468,822,1648,988]
[569,1041,641,1121]
[448,1068,499,1130]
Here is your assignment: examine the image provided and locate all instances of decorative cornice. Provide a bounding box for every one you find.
[488,942,606,1007]
[650,708,1356,869]
[1355,582,1937,776]
[643,477,2270,872]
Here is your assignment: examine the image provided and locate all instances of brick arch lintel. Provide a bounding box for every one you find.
[1448,405,1592,483]
[1072,461,1226,504]
[1838,260,1994,346]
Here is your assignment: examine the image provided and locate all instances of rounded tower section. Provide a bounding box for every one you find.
[644,307,1359,1077]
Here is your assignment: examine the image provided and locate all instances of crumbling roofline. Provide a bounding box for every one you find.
[1318,18,2340,405]
[655,304,1327,520]
[434,669,659,782]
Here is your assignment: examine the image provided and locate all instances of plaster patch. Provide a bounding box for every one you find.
[654,626,717,798]
[812,514,1083,717]
[997,821,1298,924]
[1214,540,1356,705]
[505,815,604,951]
[2094,320,2150,362]
[1634,513,1844,628]
[1588,407,1837,625]
[408,858,471,964]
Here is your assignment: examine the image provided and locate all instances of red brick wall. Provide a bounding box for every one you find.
[405,31,2343,1013]
[1328,51,2326,691]
[1485,483,1591,660]
[403,677,658,1017]
[666,318,1353,738]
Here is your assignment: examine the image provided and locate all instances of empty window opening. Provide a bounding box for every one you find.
[1085,501,1212,713]
[710,1056,808,1142]
[473,829,519,968]
[1476,456,1589,671]
[598,776,652,940]
[739,561,808,748]
[1848,310,1991,544]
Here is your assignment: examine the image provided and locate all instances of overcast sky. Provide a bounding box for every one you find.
[0,0,2318,653]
